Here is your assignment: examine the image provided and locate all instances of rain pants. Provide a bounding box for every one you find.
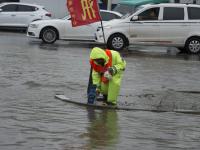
[90,47,126,104]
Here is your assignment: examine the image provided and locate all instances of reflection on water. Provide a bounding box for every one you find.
[85,109,119,150]
[181,54,200,61]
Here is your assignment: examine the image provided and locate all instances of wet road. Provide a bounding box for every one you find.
[0,32,200,150]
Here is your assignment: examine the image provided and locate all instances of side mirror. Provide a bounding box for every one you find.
[0,9,2,12]
[131,16,138,21]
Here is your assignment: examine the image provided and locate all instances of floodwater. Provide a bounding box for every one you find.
[0,32,200,150]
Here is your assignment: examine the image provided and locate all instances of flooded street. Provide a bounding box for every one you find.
[0,32,200,150]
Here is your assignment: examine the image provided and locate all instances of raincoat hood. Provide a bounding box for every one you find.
[90,47,109,64]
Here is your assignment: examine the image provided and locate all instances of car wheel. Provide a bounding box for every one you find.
[185,37,200,54]
[107,33,127,51]
[41,27,58,44]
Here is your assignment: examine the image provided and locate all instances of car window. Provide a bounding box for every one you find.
[1,4,17,12]
[100,12,121,21]
[188,7,200,20]
[17,5,36,12]
[163,7,184,20]
[138,7,160,21]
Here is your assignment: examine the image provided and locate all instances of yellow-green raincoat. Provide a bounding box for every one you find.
[90,47,126,104]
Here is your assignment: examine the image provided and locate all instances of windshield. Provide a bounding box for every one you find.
[113,4,143,18]
[135,5,145,12]
[113,4,135,16]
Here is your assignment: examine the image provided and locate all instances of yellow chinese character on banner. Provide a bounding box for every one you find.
[81,0,96,20]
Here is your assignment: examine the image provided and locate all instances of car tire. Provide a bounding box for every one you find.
[107,33,127,51]
[185,37,200,54]
[41,27,58,44]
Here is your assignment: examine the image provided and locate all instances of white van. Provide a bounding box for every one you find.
[95,3,200,53]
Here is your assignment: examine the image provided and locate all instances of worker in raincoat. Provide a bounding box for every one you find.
[89,47,126,106]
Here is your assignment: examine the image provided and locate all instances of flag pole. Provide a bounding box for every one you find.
[87,18,107,99]
[87,22,106,102]
[66,0,105,102]
[100,19,107,47]
[87,1,107,101]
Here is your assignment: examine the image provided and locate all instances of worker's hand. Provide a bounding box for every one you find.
[108,67,117,75]
[104,70,112,80]
[96,88,100,96]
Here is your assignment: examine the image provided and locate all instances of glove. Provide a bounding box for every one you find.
[108,67,117,75]
[104,70,112,80]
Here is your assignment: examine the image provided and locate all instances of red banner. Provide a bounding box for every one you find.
[67,0,101,27]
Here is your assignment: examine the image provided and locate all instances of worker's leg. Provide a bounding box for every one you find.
[107,73,123,104]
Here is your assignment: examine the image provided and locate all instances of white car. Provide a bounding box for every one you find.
[0,2,51,29]
[95,3,200,54]
[27,10,122,43]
